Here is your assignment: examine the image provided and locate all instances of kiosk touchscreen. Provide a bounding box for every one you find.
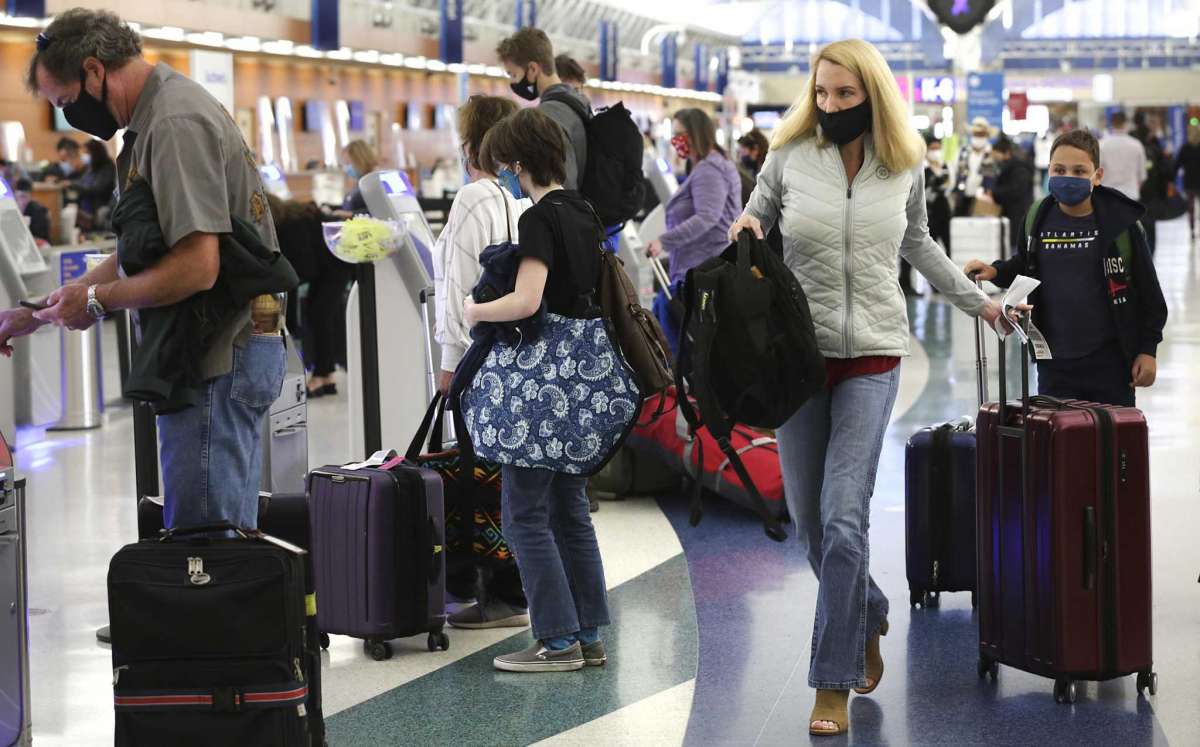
[259,164,292,200]
[637,153,678,248]
[346,170,442,458]
[0,176,54,441]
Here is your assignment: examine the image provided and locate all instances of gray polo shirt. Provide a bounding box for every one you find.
[116,62,279,381]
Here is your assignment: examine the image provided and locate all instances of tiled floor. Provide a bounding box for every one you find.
[12,215,1199,745]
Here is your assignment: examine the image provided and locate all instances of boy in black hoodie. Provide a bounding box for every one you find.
[965,129,1168,407]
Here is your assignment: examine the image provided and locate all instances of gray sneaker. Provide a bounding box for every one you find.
[494,641,585,673]
[581,639,607,667]
[448,600,530,630]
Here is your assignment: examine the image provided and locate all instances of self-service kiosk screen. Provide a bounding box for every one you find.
[380,171,435,278]
[0,177,46,275]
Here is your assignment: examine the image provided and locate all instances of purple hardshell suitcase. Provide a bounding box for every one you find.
[307,460,449,660]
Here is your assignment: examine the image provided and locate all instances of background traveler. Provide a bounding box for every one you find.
[342,139,379,213]
[431,95,531,630]
[988,137,1035,257]
[953,116,995,216]
[497,27,591,191]
[646,108,742,355]
[2,8,288,532]
[1174,124,1200,240]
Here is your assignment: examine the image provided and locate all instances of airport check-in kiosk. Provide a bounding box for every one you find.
[348,170,440,457]
[0,176,56,441]
[259,164,293,200]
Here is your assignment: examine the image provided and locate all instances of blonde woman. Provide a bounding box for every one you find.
[342,139,380,213]
[729,40,1007,736]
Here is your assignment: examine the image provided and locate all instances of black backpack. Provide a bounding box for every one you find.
[675,230,826,541]
[542,92,646,227]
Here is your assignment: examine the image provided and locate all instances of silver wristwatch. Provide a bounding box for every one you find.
[86,284,106,320]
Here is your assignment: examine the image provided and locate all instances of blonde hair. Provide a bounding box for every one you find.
[770,39,923,174]
[345,140,379,176]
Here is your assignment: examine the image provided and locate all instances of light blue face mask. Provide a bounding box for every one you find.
[497,167,525,200]
[344,164,359,180]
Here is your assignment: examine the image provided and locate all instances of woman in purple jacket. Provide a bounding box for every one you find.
[646,108,743,354]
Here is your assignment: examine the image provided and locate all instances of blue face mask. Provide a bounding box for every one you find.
[1048,175,1093,206]
[344,164,359,180]
[497,168,524,200]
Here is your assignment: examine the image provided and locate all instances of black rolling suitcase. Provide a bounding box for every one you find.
[109,524,314,746]
[0,469,30,747]
[904,279,989,608]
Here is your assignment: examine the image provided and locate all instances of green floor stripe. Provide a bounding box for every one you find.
[326,553,698,746]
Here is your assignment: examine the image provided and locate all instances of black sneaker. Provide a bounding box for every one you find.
[494,641,585,673]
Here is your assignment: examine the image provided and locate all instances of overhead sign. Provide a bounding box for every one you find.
[188,50,234,114]
[929,0,996,35]
[915,76,956,105]
[1008,92,1029,121]
[661,34,677,89]
[693,43,708,92]
[311,0,338,52]
[514,0,537,28]
[439,0,463,64]
[966,72,1005,128]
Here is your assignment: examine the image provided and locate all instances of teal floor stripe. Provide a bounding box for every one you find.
[326,553,698,746]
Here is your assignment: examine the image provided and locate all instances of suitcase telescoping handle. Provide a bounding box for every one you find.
[995,310,1031,426]
[970,272,989,407]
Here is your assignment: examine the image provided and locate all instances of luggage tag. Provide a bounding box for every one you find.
[343,450,397,471]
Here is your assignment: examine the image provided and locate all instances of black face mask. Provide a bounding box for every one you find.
[63,67,121,141]
[509,71,539,102]
[817,99,872,146]
[740,155,758,172]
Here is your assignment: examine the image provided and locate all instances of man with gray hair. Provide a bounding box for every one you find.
[0,8,287,537]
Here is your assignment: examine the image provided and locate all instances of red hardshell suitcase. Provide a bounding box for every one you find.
[975,331,1156,703]
[307,460,449,661]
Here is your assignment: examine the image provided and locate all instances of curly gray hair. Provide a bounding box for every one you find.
[25,8,143,93]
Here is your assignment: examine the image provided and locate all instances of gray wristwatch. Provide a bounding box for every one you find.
[86,284,106,320]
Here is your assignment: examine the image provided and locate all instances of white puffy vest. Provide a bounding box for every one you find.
[773,139,915,358]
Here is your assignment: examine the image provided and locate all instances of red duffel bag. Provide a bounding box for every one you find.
[627,389,786,521]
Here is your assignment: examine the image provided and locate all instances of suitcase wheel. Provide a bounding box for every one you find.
[319,632,331,651]
[1136,671,1158,697]
[427,631,450,652]
[977,656,998,681]
[364,640,394,661]
[910,590,941,609]
[1053,678,1078,705]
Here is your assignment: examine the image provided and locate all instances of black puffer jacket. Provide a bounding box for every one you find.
[114,178,299,412]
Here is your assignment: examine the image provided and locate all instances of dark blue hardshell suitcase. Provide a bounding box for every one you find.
[904,295,988,608]
[905,422,978,607]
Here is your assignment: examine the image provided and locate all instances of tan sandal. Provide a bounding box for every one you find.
[854,619,889,695]
[809,689,849,736]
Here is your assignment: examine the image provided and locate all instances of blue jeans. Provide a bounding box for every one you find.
[500,465,611,640]
[158,335,287,530]
[776,367,900,689]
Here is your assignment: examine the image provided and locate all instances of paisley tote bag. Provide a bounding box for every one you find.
[460,312,641,475]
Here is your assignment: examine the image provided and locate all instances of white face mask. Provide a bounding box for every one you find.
[971,135,989,150]
[927,149,944,166]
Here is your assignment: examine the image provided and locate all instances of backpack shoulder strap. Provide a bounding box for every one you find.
[1117,225,1135,270]
[1023,196,1048,240]
[541,91,591,128]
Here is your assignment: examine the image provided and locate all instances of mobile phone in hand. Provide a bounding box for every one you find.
[19,300,48,312]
